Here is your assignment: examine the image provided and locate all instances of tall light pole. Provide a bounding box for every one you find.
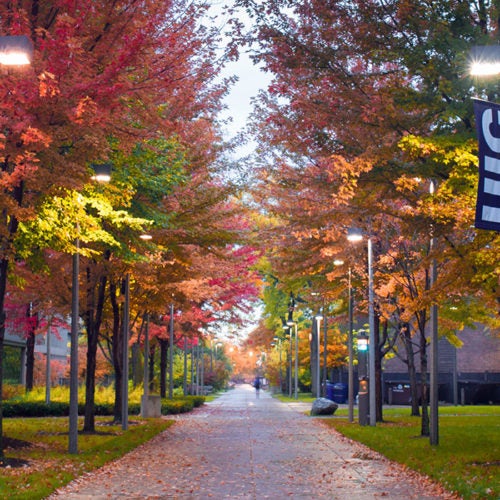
[273,335,284,392]
[69,235,80,453]
[357,331,369,426]
[69,164,111,453]
[168,302,174,399]
[122,273,130,431]
[347,228,376,426]
[287,320,298,399]
[0,34,34,458]
[314,315,322,398]
[429,180,439,445]
[347,267,355,423]
[331,258,354,421]
[143,313,150,398]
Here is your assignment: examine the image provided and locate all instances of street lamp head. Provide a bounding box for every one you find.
[286,320,295,327]
[333,259,345,266]
[469,45,500,76]
[0,35,33,65]
[347,227,363,243]
[91,162,112,183]
[357,330,369,351]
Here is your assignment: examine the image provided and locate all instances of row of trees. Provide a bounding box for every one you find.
[0,1,261,456]
[238,0,500,435]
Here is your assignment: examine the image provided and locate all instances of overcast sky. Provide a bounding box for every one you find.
[210,3,272,156]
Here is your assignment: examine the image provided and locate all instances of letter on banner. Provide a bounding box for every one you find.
[473,99,500,231]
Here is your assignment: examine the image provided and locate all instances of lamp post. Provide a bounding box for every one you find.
[273,335,284,393]
[283,325,292,397]
[168,302,174,399]
[287,320,298,399]
[429,180,439,446]
[331,257,354,421]
[314,315,322,398]
[357,330,369,426]
[347,267,355,423]
[0,34,34,457]
[69,235,80,453]
[122,273,130,431]
[142,313,150,400]
[347,228,376,426]
[69,164,111,453]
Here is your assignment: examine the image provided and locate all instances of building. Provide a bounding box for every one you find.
[383,326,500,405]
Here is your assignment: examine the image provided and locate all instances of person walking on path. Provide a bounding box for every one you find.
[254,376,261,397]
[49,385,455,499]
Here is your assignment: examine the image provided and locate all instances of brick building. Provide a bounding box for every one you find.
[382,326,500,405]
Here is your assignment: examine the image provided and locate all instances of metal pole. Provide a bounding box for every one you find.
[143,313,149,399]
[183,336,188,396]
[69,242,79,454]
[45,317,51,405]
[323,302,327,397]
[294,323,298,400]
[316,318,321,398]
[288,334,292,398]
[278,339,283,392]
[168,303,174,399]
[200,343,205,396]
[122,274,130,431]
[358,336,369,426]
[191,342,194,394]
[430,180,439,445]
[348,268,354,423]
[368,238,376,426]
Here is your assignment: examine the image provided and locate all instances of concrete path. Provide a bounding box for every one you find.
[49,385,456,499]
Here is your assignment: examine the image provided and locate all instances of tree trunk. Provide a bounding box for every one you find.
[149,344,155,392]
[0,258,8,458]
[0,177,23,457]
[400,322,420,416]
[25,305,36,392]
[131,343,141,387]
[83,267,107,433]
[159,338,168,398]
[420,329,430,436]
[110,280,123,423]
[374,312,383,422]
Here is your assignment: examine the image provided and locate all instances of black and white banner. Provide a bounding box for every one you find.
[473,99,500,231]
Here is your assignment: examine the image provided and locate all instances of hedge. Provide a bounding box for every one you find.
[2,396,205,418]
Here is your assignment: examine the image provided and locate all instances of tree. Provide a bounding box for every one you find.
[237,0,500,430]
[0,0,243,447]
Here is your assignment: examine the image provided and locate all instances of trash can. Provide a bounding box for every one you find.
[331,382,348,404]
[325,381,335,401]
[325,382,348,403]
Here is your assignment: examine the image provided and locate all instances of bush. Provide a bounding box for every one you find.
[3,401,68,417]
[2,394,205,418]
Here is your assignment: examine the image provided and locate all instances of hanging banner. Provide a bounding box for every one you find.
[473,99,500,231]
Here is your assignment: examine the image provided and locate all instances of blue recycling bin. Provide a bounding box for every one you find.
[325,381,335,401]
[326,382,348,403]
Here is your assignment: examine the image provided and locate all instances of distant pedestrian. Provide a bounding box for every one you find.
[254,377,261,397]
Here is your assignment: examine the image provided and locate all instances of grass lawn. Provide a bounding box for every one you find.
[274,393,498,499]
[324,406,499,500]
[0,416,174,500]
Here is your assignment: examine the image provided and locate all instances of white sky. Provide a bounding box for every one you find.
[209,3,272,156]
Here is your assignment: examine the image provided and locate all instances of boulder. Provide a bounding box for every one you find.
[310,397,338,416]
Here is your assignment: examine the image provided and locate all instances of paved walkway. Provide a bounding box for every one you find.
[49,385,456,499]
